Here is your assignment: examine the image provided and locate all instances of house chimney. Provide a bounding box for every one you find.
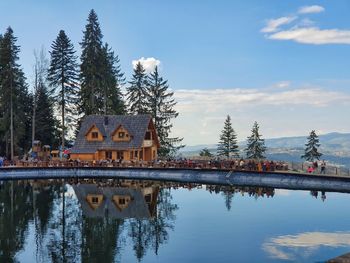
[104,116,109,126]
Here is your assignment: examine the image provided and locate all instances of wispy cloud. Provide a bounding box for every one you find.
[269,27,350,45]
[174,86,350,113]
[261,16,297,33]
[298,5,325,14]
[132,57,160,73]
[261,5,350,45]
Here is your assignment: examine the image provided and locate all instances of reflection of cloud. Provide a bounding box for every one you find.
[263,232,350,260]
[274,189,291,196]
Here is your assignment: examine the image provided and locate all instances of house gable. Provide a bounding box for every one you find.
[85,124,104,142]
[112,194,132,211]
[111,125,131,142]
[86,194,104,210]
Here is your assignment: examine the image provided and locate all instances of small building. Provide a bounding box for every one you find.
[70,114,160,161]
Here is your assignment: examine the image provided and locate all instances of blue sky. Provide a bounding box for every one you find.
[1,0,350,145]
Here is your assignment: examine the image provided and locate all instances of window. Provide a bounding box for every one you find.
[119,198,126,205]
[92,132,98,139]
[144,131,151,140]
[145,194,151,203]
[134,151,138,158]
[118,132,125,138]
[91,197,99,204]
[105,151,112,159]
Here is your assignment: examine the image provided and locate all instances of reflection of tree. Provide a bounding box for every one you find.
[222,191,234,211]
[129,188,179,261]
[81,217,124,263]
[47,182,82,262]
[0,181,33,262]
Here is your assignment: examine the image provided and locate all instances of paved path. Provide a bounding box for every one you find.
[1,167,350,192]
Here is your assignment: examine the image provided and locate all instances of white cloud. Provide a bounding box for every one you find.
[272,81,291,89]
[261,16,297,33]
[269,27,350,45]
[132,57,160,73]
[263,231,350,260]
[298,5,325,14]
[261,5,350,45]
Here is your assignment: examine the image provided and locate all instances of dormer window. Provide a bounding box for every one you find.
[92,132,98,139]
[112,125,131,142]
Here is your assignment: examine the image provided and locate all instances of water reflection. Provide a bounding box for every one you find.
[263,232,350,261]
[0,179,345,262]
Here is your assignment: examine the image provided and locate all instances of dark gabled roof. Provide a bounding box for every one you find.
[71,114,153,154]
[72,184,156,219]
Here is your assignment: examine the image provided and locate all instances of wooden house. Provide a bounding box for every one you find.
[70,115,160,161]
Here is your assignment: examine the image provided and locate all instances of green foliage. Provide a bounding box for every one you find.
[0,27,32,157]
[217,115,239,158]
[79,10,126,117]
[245,121,266,159]
[100,43,125,115]
[126,62,148,114]
[146,66,184,157]
[199,148,213,157]
[48,30,79,148]
[34,83,59,147]
[79,9,104,115]
[301,130,322,162]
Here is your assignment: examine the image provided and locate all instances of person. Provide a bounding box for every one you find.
[320,160,326,174]
[307,166,314,173]
[313,161,318,172]
[0,156,3,167]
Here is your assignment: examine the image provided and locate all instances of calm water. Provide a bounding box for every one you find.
[1,179,350,263]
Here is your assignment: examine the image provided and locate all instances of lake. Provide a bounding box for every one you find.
[0,179,349,262]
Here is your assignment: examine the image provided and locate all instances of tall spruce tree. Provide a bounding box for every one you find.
[217,115,239,158]
[126,62,148,114]
[301,130,322,162]
[34,82,59,148]
[100,43,125,115]
[80,9,104,115]
[245,121,266,159]
[0,27,32,158]
[146,66,183,157]
[48,30,79,152]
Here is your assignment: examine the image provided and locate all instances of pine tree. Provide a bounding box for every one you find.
[199,148,213,157]
[245,121,266,160]
[146,66,184,157]
[301,130,322,162]
[0,27,32,158]
[217,115,239,158]
[48,30,79,152]
[34,82,59,147]
[126,62,148,114]
[79,9,104,115]
[100,43,125,115]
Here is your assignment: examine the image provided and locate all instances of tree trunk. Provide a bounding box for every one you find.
[10,77,14,160]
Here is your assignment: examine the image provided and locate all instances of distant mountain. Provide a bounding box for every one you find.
[179,132,350,168]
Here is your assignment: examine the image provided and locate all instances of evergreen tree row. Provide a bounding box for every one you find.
[217,116,266,159]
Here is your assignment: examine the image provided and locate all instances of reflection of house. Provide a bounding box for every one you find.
[70,114,160,161]
[73,184,159,219]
